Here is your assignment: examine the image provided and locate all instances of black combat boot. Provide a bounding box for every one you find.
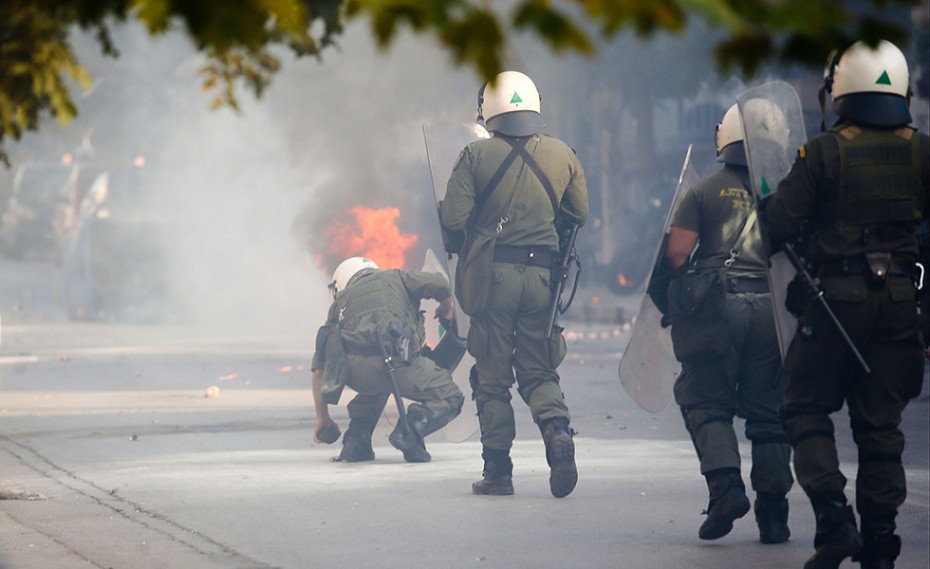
[804,494,862,569]
[699,469,751,540]
[335,424,375,462]
[472,448,514,495]
[754,492,791,544]
[388,421,431,463]
[540,417,577,498]
[853,531,901,569]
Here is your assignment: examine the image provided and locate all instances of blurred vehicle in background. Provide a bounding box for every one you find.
[0,162,73,261]
[61,164,169,321]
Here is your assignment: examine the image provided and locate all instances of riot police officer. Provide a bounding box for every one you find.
[764,40,929,569]
[311,257,465,463]
[664,104,794,543]
[440,71,588,497]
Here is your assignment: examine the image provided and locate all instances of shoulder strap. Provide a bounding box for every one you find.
[468,142,522,231]
[501,136,560,220]
[724,208,758,269]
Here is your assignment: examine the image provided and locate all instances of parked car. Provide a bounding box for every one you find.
[60,165,168,321]
[0,162,72,260]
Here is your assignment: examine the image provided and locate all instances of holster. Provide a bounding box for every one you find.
[385,320,416,366]
[785,274,815,317]
[864,252,893,287]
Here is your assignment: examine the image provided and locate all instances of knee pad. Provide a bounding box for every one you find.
[682,406,733,435]
[470,367,511,414]
[516,376,557,405]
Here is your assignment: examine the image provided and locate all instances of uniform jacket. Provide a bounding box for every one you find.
[311,269,451,372]
[440,133,588,252]
[672,165,767,278]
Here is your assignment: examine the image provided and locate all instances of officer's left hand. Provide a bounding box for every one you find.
[435,297,454,322]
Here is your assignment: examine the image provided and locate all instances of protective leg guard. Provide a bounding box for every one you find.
[755,492,791,544]
[804,497,862,569]
[541,418,577,498]
[699,469,751,540]
[472,448,514,496]
[407,401,461,438]
[854,532,901,569]
[388,422,431,463]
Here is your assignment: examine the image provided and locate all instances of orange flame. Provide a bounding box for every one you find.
[617,273,632,287]
[325,206,418,269]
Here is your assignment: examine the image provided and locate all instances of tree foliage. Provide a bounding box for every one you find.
[0,0,925,164]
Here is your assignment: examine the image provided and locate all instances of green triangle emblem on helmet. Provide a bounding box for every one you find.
[510,92,523,104]
[876,70,892,85]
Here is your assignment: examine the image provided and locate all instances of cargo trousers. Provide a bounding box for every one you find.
[780,274,924,534]
[673,290,794,496]
[343,353,464,433]
[467,262,569,451]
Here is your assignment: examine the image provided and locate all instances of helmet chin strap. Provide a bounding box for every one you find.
[820,51,838,133]
[818,83,828,133]
[476,84,486,123]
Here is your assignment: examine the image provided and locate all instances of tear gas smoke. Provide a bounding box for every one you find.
[62,20,477,334]
[31,13,921,333]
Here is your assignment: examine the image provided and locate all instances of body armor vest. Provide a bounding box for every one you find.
[816,125,922,256]
[335,270,424,348]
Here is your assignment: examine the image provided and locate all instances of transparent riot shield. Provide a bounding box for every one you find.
[421,121,489,442]
[422,121,490,339]
[617,145,700,413]
[736,81,807,358]
[420,249,478,442]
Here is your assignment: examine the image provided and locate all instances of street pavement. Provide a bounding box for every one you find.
[0,259,927,569]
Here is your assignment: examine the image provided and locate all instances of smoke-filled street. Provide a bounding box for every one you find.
[1,5,928,567]
[0,257,926,569]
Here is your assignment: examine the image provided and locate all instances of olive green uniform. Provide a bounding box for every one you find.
[440,133,588,451]
[312,269,464,441]
[765,123,928,540]
[671,165,794,498]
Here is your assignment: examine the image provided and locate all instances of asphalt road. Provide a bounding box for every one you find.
[0,258,927,569]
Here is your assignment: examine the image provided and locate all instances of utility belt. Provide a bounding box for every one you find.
[818,254,914,279]
[343,343,419,360]
[726,276,769,294]
[493,245,558,269]
[342,343,381,357]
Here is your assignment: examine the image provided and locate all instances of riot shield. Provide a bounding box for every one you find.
[617,145,700,413]
[736,81,807,358]
[420,249,479,442]
[422,121,490,339]
[421,121,488,442]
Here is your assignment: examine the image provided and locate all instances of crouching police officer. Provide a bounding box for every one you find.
[764,40,928,569]
[311,257,465,463]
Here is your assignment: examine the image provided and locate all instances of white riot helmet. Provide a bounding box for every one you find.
[715,104,747,166]
[329,257,378,295]
[826,39,912,127]
[477,71,544,137]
